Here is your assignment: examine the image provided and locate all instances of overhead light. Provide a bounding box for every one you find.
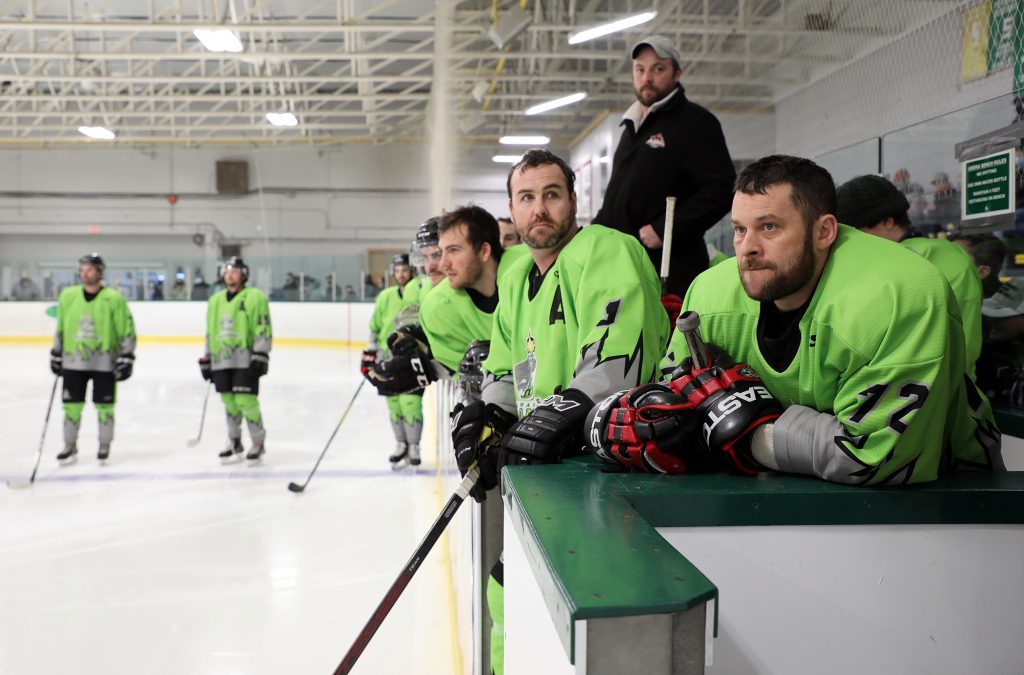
[266,112,298,127]
[193,29,243,53]
[598,155,611,164]
[500,135,550,145]
[78,126,115,140]
[525,92,587,116]
[492,155,524,164]
[568,11,657,45]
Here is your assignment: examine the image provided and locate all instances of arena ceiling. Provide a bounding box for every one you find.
[0,0,959,147]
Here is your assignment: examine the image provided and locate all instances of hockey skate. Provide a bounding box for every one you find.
[407,444,422,471]
[98,443,111,463]
[389,443,410,470]
[246,440,266,462]
[219,437,244,463]
[57,443,78,465]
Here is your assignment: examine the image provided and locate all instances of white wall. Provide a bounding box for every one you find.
[776,7,1012,159]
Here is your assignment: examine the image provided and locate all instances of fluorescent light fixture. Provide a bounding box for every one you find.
[598,155,611,164]
[492,154,524,164]
[77,126,116,140]
[500,135,550,145]
[568,11,657,45]
[193,29,243,53]
[525,92,587,116]
[266,112,299,127]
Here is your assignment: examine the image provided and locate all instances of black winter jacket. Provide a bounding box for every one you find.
[593,85,735,297]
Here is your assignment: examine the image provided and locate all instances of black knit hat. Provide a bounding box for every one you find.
[835,175,910,229]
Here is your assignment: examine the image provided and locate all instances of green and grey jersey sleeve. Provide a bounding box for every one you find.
[205,287,272,370]
[54,286,135,372]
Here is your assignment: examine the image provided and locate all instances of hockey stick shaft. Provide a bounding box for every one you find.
[19,375,60,486]
[289,379,365,492]
[187,383,212,446]
[334,467,479,674]
[660,196,677,294]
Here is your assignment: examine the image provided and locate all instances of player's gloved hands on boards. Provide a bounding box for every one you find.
[584,383,698,474]
[249,352,270,378]
[114,354,135,382]
[198,357,212,381]
[359,349,377,377]
[450,401,517,502]
[49,350,63,376]
[499,388,593,468]
[668,344,783,475]
[366,353,436,396]
[387,325,432,360]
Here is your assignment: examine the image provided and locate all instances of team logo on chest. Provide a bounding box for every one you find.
[514,332,539,416]
[646,133,666,149]
[76,314,96,341]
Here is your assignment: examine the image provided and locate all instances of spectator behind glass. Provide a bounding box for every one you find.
[11,274,41,301]
[191,273,210,301]
[343,284,358,301]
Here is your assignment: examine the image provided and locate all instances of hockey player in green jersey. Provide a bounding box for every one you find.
[198,257,272,463]
[50,253,136,464]
[836,174,983,376]
[588,155,1000,485]
[451,148,669,493]
[368,205,530,394]
[363,253,427,468]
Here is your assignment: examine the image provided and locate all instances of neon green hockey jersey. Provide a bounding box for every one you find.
[662,225,999,485]
[483,225,670,418]
[204,287,272,370]
[53,286,136,372]
[901,236,983,377]
[368,277,427,355]
[420,244,531,373]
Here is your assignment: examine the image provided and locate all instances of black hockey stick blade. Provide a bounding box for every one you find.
[333,466,479,674]
[287,481,305,493]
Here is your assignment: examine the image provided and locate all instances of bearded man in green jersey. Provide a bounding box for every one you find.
[50,253,136,464]
[836,174,983,377]
[588,155,1000,484]
[199,257,272,463]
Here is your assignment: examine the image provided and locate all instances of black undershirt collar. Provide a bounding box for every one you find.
[527,263,549,301]
[756,296,812,372]
[83,287,101,302]
[466,287,498,313]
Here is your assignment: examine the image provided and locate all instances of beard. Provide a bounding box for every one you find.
[739,225,817,303]
[634,82,674,107]
[449,256,483,290]
[521,213,575,250]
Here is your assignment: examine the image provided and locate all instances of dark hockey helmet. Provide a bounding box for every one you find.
[458,340,490,401]
[78,252,105,274]
[223,256,249,281]
[392,253,411,268]
[415,217,440,249]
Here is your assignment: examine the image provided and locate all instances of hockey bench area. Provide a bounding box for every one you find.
[498,416,1024,675]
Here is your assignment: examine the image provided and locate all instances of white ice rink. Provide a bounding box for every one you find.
[0,344,457,674]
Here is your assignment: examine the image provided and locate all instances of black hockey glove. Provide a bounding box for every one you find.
[198,357,212,382]
[387,324,432,359]
[500,388,594,468]
[249,352,270,378]
[367,356,434,396]
[450,401,517,502]
[669,345,783,475]
[360,349,377,376]
[49,349,63,376]
[114,354,135,382]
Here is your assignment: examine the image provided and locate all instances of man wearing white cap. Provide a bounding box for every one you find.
[594,34,735,298]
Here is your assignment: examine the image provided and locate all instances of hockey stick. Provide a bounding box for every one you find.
[186,382,213,447]
[333,466,480,674]
[288,379,366,493]
[660,195,677,295]
[8,375,60,490]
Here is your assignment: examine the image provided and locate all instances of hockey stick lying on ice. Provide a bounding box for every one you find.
[288,379,365,494]
[8,375,60,490]
[186,382,213,448]
[333,464,480,674]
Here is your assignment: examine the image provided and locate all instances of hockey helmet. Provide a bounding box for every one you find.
[223,256,249,282]
[392,253,411,268]
[458,340,490,401]
[415,217,440,249]
[78,253,106,276]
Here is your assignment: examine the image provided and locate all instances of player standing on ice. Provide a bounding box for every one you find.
[199,257,272,463]
[363,253,429,469]
[50,253,136,464]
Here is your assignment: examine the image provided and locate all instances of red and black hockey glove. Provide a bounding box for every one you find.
[198,356,212,382]
[584,383,699,474]
[669,346,783,475]
[359,349,377,377]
